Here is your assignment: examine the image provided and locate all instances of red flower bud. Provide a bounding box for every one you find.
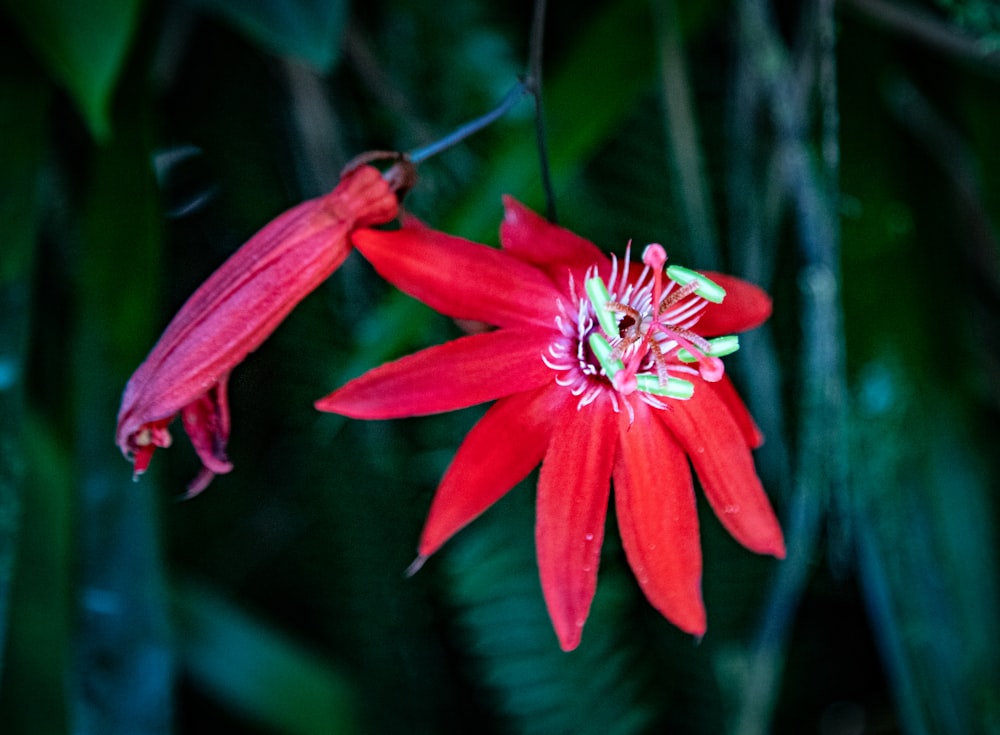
[117,159,413,495]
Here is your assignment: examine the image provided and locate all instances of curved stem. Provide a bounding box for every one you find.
[407,82,530,164]
[406,0,556,223]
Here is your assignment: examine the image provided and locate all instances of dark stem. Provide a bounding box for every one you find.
[406,0,555,221]
[729,2,847,734]
[527,0,557,222]
[653,0,719,269]
[407,82,530,164]
[840,0,1000,77]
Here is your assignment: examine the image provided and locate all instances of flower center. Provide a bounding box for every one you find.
[543,243,739,417]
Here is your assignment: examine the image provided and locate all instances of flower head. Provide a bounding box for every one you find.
[316,198,784,650]
[117,158,414,495]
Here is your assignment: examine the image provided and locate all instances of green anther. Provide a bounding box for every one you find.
[636,374,694,399]
[588,333,624,378]
[666,265,726,304]
[678,335,740,362]
[585,277,620,337]
[706,334,739,356]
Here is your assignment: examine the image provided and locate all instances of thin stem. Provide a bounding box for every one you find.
[819,0,840,186]
[730,2,847,735]
[652,0,720,269]
[840,0,1000,77]
[527,0,557,222]
[407,82,530,164]
[405,0,555,221]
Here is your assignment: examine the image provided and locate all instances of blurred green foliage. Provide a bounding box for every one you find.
[1,0,999,733]
[1,0,143,140]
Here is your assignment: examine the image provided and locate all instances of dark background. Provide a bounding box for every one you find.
[1,0,999,732]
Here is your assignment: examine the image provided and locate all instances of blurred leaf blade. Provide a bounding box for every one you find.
[0,415,73,734]
[0,30,49,696]
[438,485,659,735]
[852,361,1000,734]
[173,579,360,735]
[69,60,173,735]
[1,0,144,140]
[0,37,48,684]
[190,0,348,71]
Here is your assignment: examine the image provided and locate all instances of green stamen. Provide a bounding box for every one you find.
[588,333,624,378]
[666,265,726,304]
[635,374,694,399]
[585,277,620,337]
[677,335,740,362]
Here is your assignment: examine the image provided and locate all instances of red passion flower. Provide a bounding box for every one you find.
[117,158,414,496]
[316,198,785,651]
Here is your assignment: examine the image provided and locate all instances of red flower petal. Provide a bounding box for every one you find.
[711,375,764,449]
[351,225,563,329]
[536,400,617,651]
[499,197,607,282]
[614,402,706,635]
[417,386,566,558]
[181,373,233,472]
[315,326,553,419]
[658,385,785,557]
[695,272,772,336]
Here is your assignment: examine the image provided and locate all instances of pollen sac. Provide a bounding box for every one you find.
[585,276,619,338]
[635,374,694,399]
[666,265,726,304]
[677,335,740,362]
[588,332,624,378]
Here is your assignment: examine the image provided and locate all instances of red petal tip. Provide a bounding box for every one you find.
[768,536,787,560]
[181,467,217,499]
[686,616,708,638]
[557,625,584,652]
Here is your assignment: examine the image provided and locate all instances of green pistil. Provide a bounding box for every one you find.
[666,265,726,304]
[635,374,694,399]
[585,277,619,337]
[588,333,625,378]
[677,335,740,362]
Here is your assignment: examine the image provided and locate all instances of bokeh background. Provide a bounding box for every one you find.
[2,0,999,733]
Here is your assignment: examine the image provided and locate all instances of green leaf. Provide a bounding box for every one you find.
[1,0,144,140]
[0,41,47,684]
[67,60,173,734]
[851,360,1000,734]
[173,580,360,735]
[438,485,658,735]
[0,416,73,734]
[190,0,348,71]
